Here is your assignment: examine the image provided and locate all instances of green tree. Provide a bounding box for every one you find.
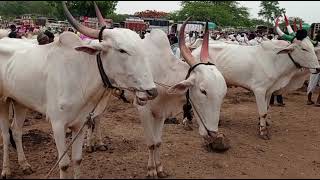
[48,1,117,20]
[258,1,286,24]
[0,1,118,20]
[176,1,252,28]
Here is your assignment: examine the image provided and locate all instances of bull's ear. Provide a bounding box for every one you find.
[167,77,195,95]
[276,44,296,54]
[75,44,103,55]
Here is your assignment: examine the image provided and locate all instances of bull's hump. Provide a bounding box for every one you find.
[59,32,82,48]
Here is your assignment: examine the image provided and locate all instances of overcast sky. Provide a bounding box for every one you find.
[115,1,320,24]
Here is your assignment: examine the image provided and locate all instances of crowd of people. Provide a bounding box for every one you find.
[5,24,79,45]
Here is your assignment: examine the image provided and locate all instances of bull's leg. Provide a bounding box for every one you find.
[85,124,94,153]
[71,125,85,179]
[94,116,107,151]
[307,92,314,105]
[51,121,70,178]
[254,89,270,140]
[138,107,158,178]
[153,118,168,178]
[85,115,106,153]
[265,93,273,125]
[0,102,11,178]
[315,93,320,106]
[11,103,33,174]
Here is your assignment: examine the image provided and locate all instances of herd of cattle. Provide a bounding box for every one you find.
[0,1,319,179]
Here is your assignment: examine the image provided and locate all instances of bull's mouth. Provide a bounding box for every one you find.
[135,91,149,106]
[136,96,148,106]
[203,132,231,153]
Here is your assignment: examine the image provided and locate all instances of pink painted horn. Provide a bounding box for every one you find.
[200,21,209,63]
[62,1,99,39]
[179,17,197,66]
[93,1,107,27]
[293,19,297,32]
[300,20,303,30]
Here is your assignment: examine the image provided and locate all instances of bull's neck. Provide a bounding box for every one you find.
[149,54,190,87]
[73,53,107,103]
[274,53,300,77]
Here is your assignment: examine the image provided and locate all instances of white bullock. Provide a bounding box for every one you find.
[0,2,157,179]
[191,29,320,139]
[85,18,230,178]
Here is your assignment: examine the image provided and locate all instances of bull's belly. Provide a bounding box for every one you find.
[3,82,46,113]
[1,63,47,113]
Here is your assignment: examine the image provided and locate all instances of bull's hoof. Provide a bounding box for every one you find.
[157,171,169,178]
[146,167,158,179]
[307,101,315,105]
[164,118,179,124]
[1,171,11,179]
[86,146,94,153]
[205,133,230,153]
[259,126,271,140]
[22,166,34,175]
[146,173,158,179]
[146,175,158,179]
[182,121,193,131]
[96,145,108,151]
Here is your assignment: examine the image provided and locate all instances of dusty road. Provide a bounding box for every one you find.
[0,87,319,178]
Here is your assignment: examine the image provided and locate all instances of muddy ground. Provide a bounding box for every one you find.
[0,87,319,179]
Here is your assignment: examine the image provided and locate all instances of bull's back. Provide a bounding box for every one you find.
[196,44,258,88]
[0,45,48,112]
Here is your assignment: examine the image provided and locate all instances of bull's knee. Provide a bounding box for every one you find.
[59,157,70,172]
[60,164,69,172]
[155,142,161,148]
[74,159,82,166]
[148,144,155,150]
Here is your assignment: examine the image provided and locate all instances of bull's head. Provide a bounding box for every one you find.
[167,17,230,152]
[275,15,320,71]
[62,1,157,105]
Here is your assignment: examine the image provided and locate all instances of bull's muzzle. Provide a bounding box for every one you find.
[316,68,320,73]
[146,88,158,100]
[204,132,231,153]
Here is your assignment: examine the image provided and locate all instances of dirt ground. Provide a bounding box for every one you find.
[0,87,319,179]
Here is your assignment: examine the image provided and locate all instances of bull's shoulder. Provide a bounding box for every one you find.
[58,32,83,48]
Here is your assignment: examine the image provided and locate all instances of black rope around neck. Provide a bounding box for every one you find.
[288,53,302,69]
[183,62,215,122]
[96,26,130,103]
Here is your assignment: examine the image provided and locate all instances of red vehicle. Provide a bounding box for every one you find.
[123,17,149,32]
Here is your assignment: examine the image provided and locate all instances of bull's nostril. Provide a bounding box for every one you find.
[146,88,158,98]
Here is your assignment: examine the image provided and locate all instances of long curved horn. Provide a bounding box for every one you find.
[179,17,197,66]
[300,20,303,30]
[200,21,209,63]
[293,19,297,32]
[93,1,107,27]
[275,16,285,36]
[62,1,99,39]
[284,14,294,34]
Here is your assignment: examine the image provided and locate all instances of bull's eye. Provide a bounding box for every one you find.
[302,48,308,52]
[119,49,127,54]
[200,89,207,96]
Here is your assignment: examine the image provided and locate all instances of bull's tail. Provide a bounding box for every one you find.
[8,128,16,149]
